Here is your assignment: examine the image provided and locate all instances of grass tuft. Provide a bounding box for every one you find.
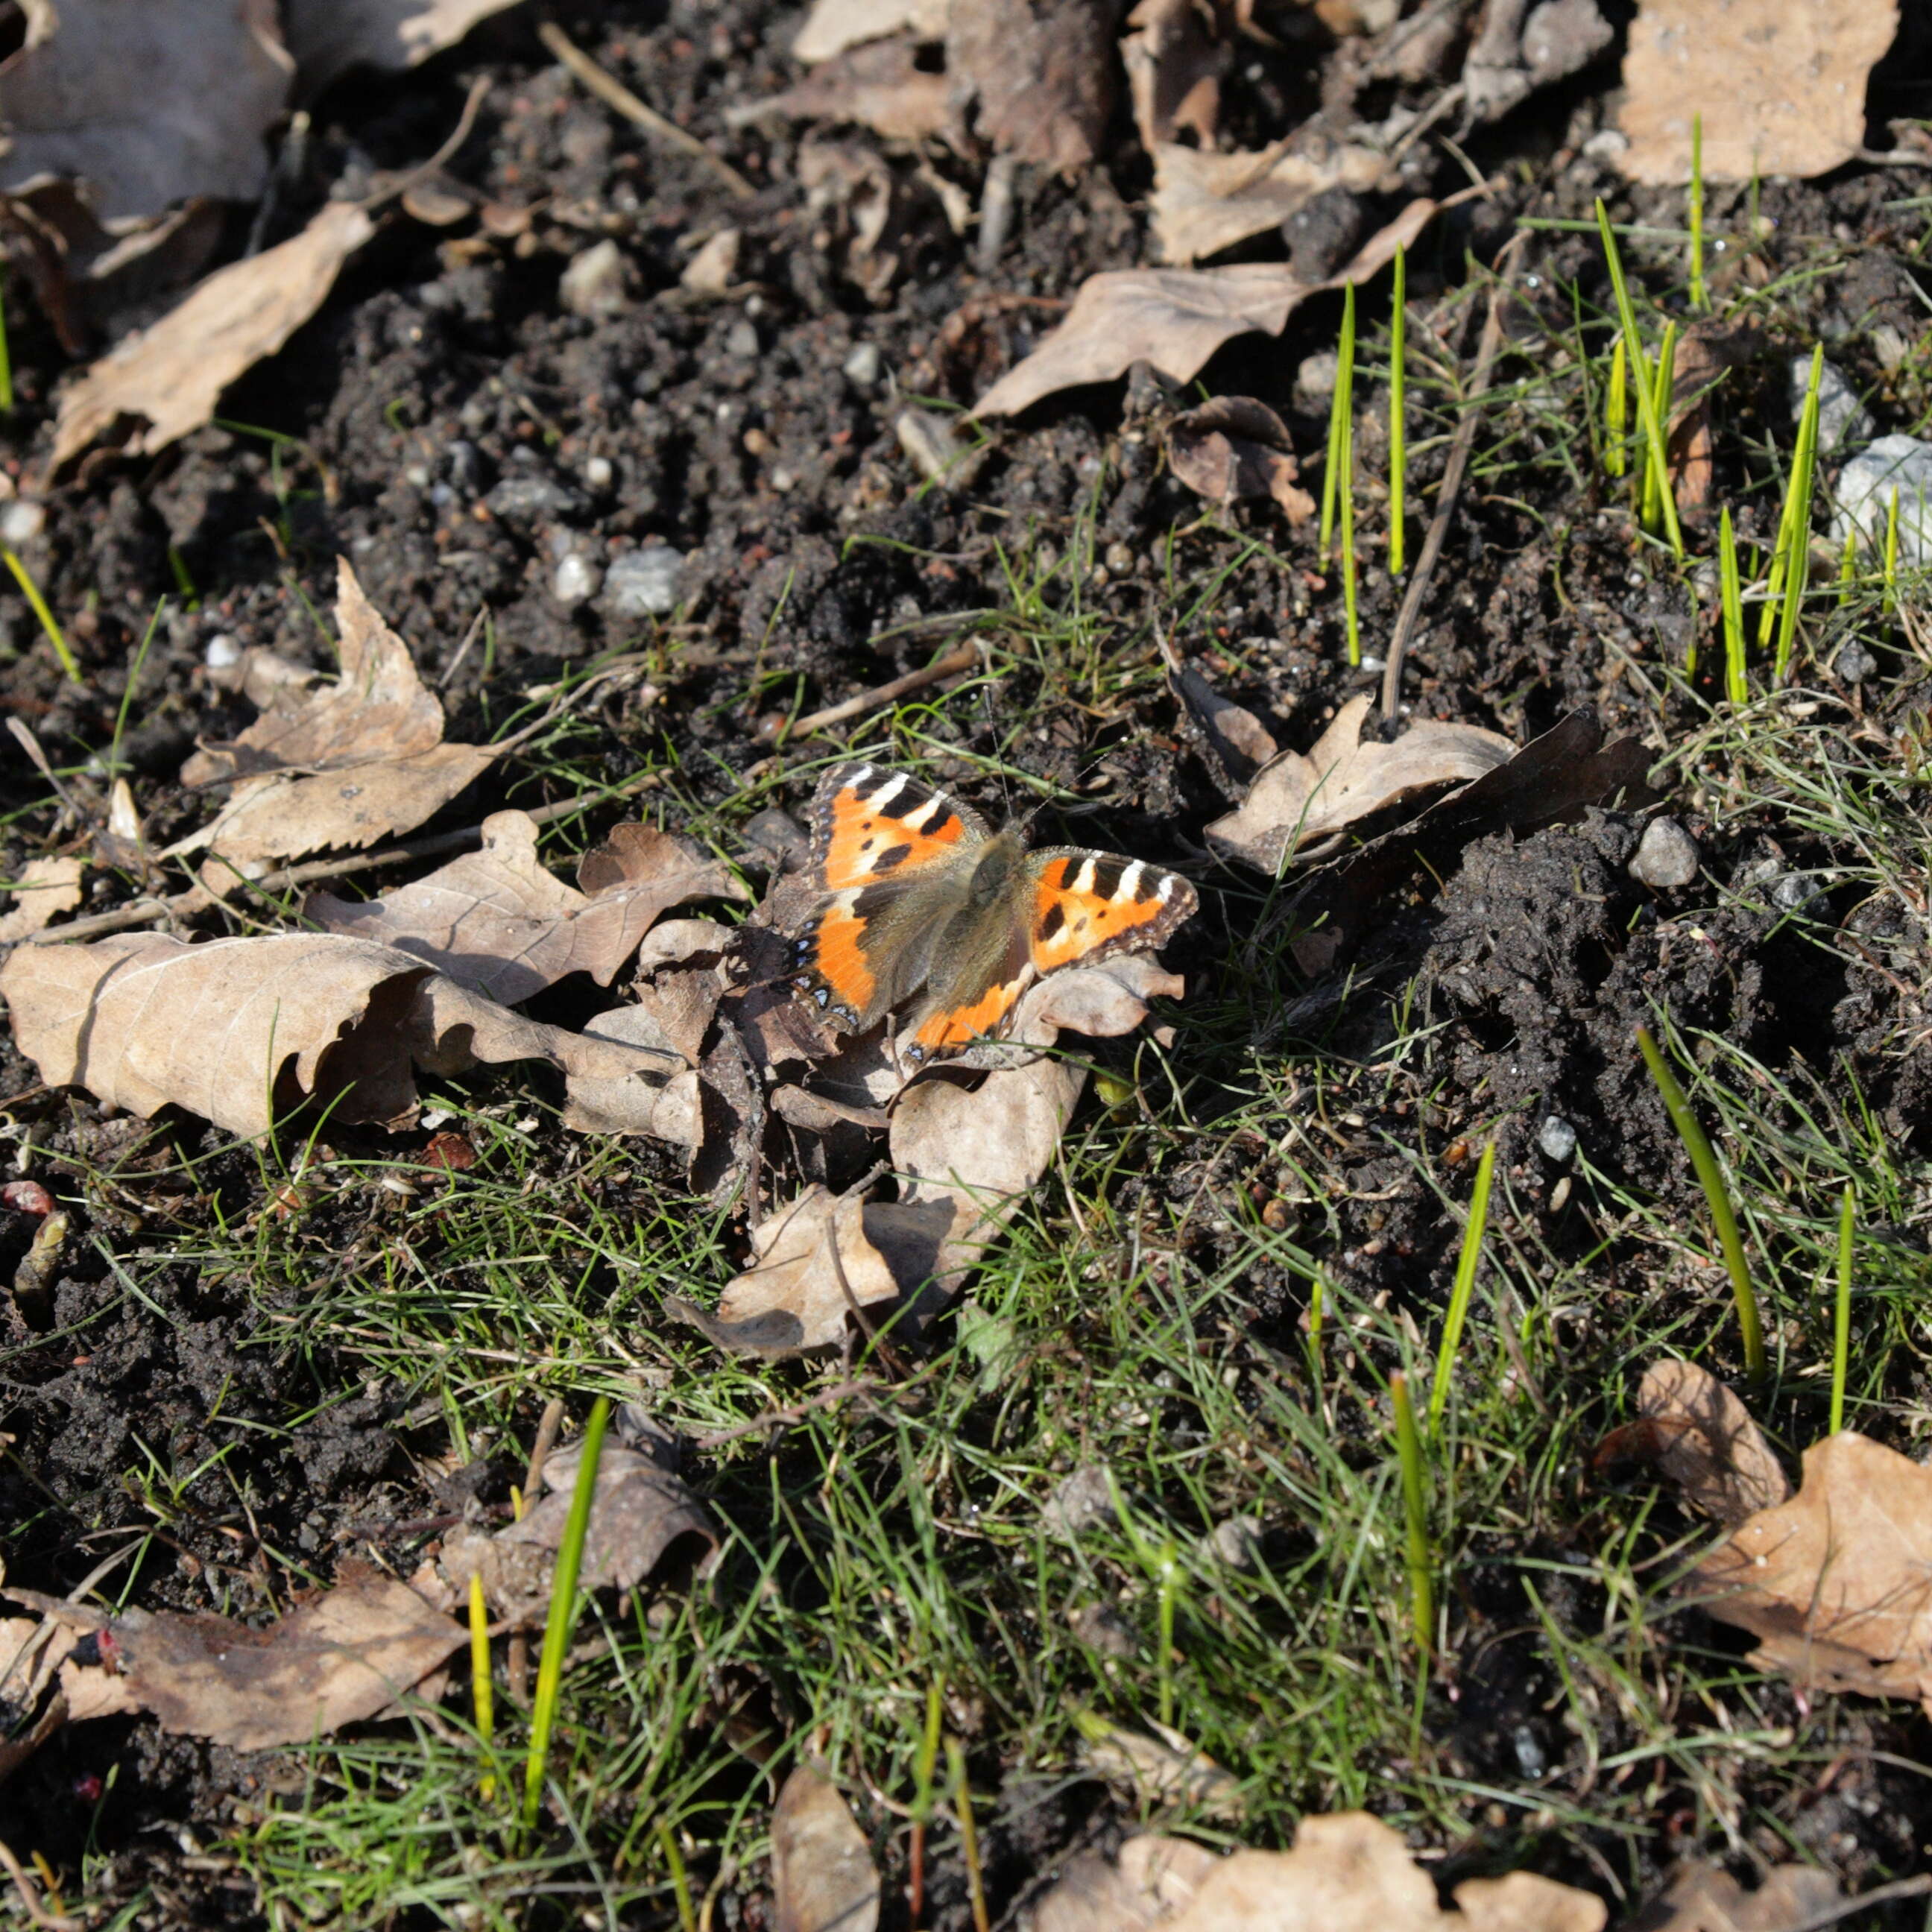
[1428,1141,1494,1439]
[1389,1371,1433,1661]
[1595,198,1685,561]
[1720,505,1746,703]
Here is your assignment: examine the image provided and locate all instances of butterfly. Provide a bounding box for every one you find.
[788,761,1198,1060]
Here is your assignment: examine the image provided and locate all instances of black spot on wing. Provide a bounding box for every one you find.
[871,842,912,872]
[1087,856,1126,903]
[1038,903,1066,941]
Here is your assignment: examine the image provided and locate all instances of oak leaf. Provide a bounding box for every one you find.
[1150,138,1386,266]
[0,856,83,942]
[975,200,1434,417]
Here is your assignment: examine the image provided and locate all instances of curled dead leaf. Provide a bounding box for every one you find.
[1620,1359,1790,1524]
[0,0,291,222]
[792,0,951,64]
[282,0,529,96]
[946,0,1119,173]
[175,560,497,869]
[0,856,83,942]
[309,809,745,1006]
[1623,1860,1841,1932]
[1617,0,1899,185]
[0,929,683,1141]
[51,199,375,472]
[1693,1431,1932,1710]
[439,1409,716,1626]
[1026,1812,1606,1932]
[1150,138,1386,267]
[733,40,951,143]
[1168,396,1314,521]
[1285,706,1652,974]
[1208,693,1515,872]
[1077,1717,1246,1822]
[976,199,1434,417]
[1121,0,1230,152]
[771,1763,882,1932]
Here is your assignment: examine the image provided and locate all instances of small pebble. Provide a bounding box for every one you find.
[1629,816,1699,891]
[0,499,45,546]
[552,552,601,607]
[559,238,628,319]
[1512,1724,1547,1778]
[1834,640,1878,684]
[1105,540,1135,575]
[485,474,581,523]
[603,543,684,618]
[842,341,882,387]
[1041,1462,1114,1541]
[1789,355,1872,455]
[203,633,241,671]
[1202,1516,1264,1572]
[446,439,485,492]
[1294,349,1339,405]
[1834,434,1932,565]
[583,455,614,491]
[1772,872,1825,915]
[1538,1116,1578,1165]
[404,464,431,489]
[727,318,760,359]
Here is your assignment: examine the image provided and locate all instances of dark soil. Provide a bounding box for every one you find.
[5,1,1932,1926]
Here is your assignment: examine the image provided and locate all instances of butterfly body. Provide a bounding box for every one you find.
[789,763,1197,1058]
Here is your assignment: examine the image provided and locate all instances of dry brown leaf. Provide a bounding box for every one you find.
[1122,0,1230,152]
[282,0,527,95]
[1079,1720,1246,1822]
[0,930,683,1140]
[1694,1431,1932,1708]
[1150,139,1386,266]
[976,198,1434,416]
[1623,1861,1840,1932]
[0,856,83,942]
[946,0,1119,172]
[1027,1813,1606,1932]
[1636,1360,1790,1525]
[174,560,496,868]
[1617,0,1898,186]
[51,198,374,472]
[116,1563,464,1752]
[1207,693,1515,871]
[0,0,291,222]
[736,40,951,142]
[1169,662,1278,787]
[794,0,952,63]
[771,1764,882,1932]
[308,810,745,1006]
[438,1409,716,1625]
[1168,395,1314,520]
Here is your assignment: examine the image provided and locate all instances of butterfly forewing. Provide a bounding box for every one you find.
[1026,848,1197,974]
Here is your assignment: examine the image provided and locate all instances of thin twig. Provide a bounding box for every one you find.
[537,22,754,201]
[1380,233,1525,724]
[690,1378,883,1449]
[362,77,492,215]
[22,768,664,947]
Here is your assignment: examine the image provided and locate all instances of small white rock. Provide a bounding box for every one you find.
[559,239,629,320]
[1629,816,1699,891]
[1538,1116,1578,1164]
[1789,356,1871,455]
[1834,433,1932,565]
[552,552,602,607]
[203,633,242,671]
[842,341,882,387]
[680,227,739,300]
[0,499,45,546]
[583,455,614,490]
[604,543,684,618]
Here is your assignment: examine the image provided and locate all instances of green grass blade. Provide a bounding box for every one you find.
[1720,505,1746,704]
[1774,344,1824,681]
[1389,244,1407,578]
[4,547,78,683]
[1594,199,1684,561]
[1635,1026,1766,1382]
[1641,320,1678,535]
[522,1395,610,1833]
[1389,1371,1433,1658]
[1884,485,1901,615]
[1604,336,1627,482]
[1831,1184,1853,1436]
[468,1573,497,1803]
[1688,114,1706,310]
[1428,1140,1494,1439]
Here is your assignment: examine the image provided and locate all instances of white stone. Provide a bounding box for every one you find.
[0,499,45,546]
[559,239,628,320]
[1834,433,1932,564]
[1789,356,1871,455]
[842,341,882,386]
[552,552,601,607]
[1629,816,1699,890]
[604,543,684,618]
[203,632,241,670]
